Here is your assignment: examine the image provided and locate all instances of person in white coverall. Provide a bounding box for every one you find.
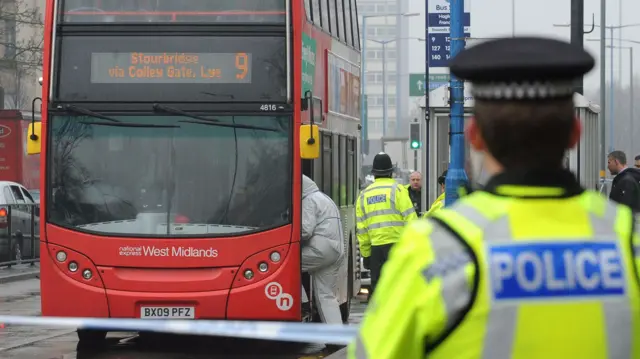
[301,175,344,325]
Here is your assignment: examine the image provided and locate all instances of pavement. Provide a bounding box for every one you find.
[0,262,40,284]
[0,277,369,359]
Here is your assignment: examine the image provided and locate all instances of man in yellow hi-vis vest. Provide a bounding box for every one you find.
[423,170,447,218]
[348,37,640,359]
[356,152,417,296]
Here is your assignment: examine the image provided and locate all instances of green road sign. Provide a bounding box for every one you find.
[409,73,451,97]
[302,33,317,94]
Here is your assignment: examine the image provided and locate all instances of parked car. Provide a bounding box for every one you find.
[28,189,40,204]
[28,189,40,213]
[0,181,40,263]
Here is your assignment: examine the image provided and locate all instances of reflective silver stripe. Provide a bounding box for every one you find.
[450,202,492,229]
[595,203,632,359]
[354,335,367,359]
[357,228,368,235]
[447,205,518,359]
[389,183,398,209]
[421,224,473,338]
[359,208,402,221]
[367,221,405,230]
[401,208,416,217]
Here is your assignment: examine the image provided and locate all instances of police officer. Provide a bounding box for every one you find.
[356,152,417,296]
[423,170,447,218]
[348,37,640,359]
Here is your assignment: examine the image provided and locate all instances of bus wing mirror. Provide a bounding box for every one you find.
[26,121,41,155]
[300,124,320,159]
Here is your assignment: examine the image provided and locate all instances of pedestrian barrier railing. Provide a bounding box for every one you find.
[0,203,40,268]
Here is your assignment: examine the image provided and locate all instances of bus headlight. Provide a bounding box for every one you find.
[82,269,92,280]
[56,251,67,262]
[68,261,78,272]
[243,269,254,280]
[258,262,268,272]
[270,251,281,262]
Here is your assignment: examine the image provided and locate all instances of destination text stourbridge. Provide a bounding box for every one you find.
[90,52,253,84]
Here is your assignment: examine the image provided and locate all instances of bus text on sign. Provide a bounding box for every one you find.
[90,52,252,84]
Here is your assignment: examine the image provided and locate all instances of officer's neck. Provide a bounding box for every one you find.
[482,156,504,178]
[374,176,394,182]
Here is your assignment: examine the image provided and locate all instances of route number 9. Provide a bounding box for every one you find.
[235,53,248,79]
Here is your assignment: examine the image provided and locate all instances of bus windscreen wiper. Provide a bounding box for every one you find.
[64,105,120,122]
[152,104,280,132]
[153,103,219,123]
[79,121,179,128]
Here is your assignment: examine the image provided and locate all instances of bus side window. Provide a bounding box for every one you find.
[314,132,324,189]
[305,0,312,22]
[331,133,340,202]
[347,137,355,204]
[349,0,359,49]
[339,134,347,206]
[322,132,332,196]
[320,0,330,33]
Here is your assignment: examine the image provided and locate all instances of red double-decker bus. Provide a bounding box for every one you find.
[29,0,362,344]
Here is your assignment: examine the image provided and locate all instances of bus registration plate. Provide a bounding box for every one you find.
[140,306,195,319]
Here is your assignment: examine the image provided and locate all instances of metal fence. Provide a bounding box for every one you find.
[0,203,40,268]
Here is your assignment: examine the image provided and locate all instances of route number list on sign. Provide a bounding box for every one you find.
[90,52,252,84]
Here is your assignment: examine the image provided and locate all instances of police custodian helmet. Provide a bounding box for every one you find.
[371,152,394,175]
[449,36,594,101]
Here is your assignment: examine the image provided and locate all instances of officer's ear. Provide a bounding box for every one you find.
[465,116,486,151]
[568,116,582,149]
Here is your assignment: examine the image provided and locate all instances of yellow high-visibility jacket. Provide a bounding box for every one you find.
[355,178,417,258]
[349,171,640,359]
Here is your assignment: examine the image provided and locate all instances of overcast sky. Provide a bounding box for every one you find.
[406,0,640,95]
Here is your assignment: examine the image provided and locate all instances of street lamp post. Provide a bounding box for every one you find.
[586,37,638,158]
[554,21,640,173]
[360,12,419,152]
[610,26,614,152]
[367,34,422,138]
[605,45,633,155]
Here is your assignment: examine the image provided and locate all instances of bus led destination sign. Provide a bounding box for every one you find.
[90,52,252,84]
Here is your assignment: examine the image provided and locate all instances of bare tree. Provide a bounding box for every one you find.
[0,0,44,109]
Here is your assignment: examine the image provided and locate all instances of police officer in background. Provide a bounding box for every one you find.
[349,37,640,359]
[423,170,447,218]
[356,152,417,296]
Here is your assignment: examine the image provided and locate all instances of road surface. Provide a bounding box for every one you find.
[0,278,368,358]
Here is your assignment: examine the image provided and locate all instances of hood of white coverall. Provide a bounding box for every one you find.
[301,175,344,258]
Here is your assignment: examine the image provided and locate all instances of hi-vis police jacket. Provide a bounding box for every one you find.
[356,178,418,258]
[348,170,640,359]
[423,193,445,218]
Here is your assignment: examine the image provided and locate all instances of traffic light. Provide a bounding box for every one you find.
[409,122,421,150]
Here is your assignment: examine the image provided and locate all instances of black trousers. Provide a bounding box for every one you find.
[369,243,395,298]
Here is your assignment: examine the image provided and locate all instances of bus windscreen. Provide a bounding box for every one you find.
[62,0,285,23]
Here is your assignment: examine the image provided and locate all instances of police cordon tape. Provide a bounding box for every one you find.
[0,315,359,345]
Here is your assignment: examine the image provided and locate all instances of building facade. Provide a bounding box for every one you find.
[0,0,44,111]
[358,0,411,168]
